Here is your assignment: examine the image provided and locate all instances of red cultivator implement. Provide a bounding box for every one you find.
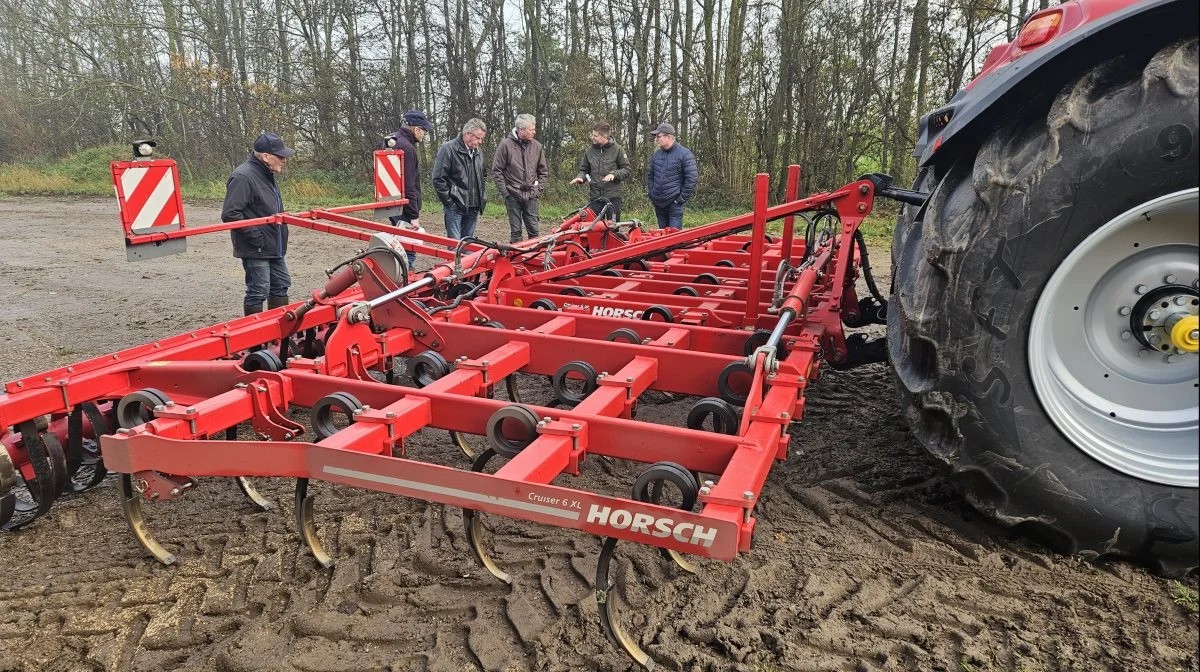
[0,155,918,667]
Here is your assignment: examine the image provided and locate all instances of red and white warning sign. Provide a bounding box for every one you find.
[373,149,406,202]
[111,158,186,236]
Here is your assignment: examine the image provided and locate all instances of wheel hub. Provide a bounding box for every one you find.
[1029,188,1199,487]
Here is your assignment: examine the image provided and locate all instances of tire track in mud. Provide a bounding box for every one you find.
[0,198,1195,672]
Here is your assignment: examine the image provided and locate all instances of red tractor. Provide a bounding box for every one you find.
[888,0,1198,574]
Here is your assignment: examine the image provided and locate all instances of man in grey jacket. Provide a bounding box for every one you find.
[492,113,548,242]
[222,131,294,315]
[433,118,488,240]
[571,122,631,222]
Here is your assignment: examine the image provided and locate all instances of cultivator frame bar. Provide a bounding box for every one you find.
[0,164,898,668]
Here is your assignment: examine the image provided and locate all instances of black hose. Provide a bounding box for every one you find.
[854,229,887,306]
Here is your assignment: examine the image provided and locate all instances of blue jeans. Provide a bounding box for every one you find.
[654,201,684,230]
[444,203,480,240]
[242,257,291,308]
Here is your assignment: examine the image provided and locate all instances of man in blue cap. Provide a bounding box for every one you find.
[222,131,295,315]
[384,110,435,267]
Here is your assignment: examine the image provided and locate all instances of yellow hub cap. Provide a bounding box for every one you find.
[1170,314,1199,353]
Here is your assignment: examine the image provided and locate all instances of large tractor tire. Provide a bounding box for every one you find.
[888,38,1199,574]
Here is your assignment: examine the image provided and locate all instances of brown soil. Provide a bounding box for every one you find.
[0,195,1196,672]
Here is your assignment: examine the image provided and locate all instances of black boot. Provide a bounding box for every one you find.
[267,295,290,310]
[244,303,263,316]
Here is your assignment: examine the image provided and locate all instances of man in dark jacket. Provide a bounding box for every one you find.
[432,118,488,240]
[571,122,631,222]
[222,131,294,315]
[646,123,698,230]
[492,113,548,242]
[385,110,435,266]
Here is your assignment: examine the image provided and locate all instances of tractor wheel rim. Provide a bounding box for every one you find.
[1029,188,1199,487]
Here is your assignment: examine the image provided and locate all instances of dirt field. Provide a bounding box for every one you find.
[0,195,1196,672]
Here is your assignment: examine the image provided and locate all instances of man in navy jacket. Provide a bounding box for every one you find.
[385,110,435,266]
[222,131,294,315]
[646,123,697,230]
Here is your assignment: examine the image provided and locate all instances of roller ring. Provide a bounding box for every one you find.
[686,397,741,435]
[716,361,753,406]
[605,327,642,344]
[410,350,451,388]
[310,391,363,440]
[485,405,541,458]
[551,360,599,405]
[640,305,674,323]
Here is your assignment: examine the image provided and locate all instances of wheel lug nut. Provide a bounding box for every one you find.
[1174,296,1188,306]
[1137,349,1149,358]
[1148,309,1162,321]
[1191,329,1200,341]
[1166,354,1179,364]
[1148,334,1161,345]
[1120,330,1132,340]
[1135,284,1149,295]
[1164,274,1177,284]
[1118,306,1131,316]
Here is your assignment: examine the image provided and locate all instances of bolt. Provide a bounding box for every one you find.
[779,412,789,419]
[257,386,267,393]
[170,488,181,496]
[235,382,248,389]
[1166,354,1180,364]
[571,423,581,430]
[283,432,292,439]
[1138,349,1149,358]
[1177,347,1187,355]
[352,408,363,416]
[1191,329,1200,341]
[857,204,867,213]
[185,407,196,414]
[1120,330,1132,340]
[743,491,754,500]
[543,417,552,423]
[151,492,160,500]
[537,421,546,428]
[413,330,425,337]
[362,405,371,411]
[1174,296,1188,306]
[116,428,134,435]
[153,404,164,412]
[703,480,715,488]
[481,360,490,366]
[699,487,711,495]
[600,372,609,377]
[1149,334,1162,345]
[385,411,396,418]
[1148,309,1163,321]
[1165,273,1177,284]
[15,381,22,388]
[1118,306,1131,316]
[1136,284,1149,295]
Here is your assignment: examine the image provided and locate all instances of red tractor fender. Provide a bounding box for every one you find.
[916,0,1197,166]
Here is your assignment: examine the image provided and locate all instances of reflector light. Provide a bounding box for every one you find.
[1017,10,1063,49]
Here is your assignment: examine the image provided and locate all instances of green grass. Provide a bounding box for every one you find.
[1169,580,1198,614]
[0,148,899,247]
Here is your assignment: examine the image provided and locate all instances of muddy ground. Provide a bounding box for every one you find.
[0,195,1196,672]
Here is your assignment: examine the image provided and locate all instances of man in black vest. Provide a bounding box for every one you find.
[222,132,294,315]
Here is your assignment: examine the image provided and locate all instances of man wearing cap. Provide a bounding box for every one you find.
[492,113,548,242]
[385,110,434,267]
[571,122,631,222]
[222,131,294,316]
[433,118,488,240]
[646,123,697,231]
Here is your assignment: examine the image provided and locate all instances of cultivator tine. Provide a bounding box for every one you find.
[595,537,656,670]
[119,473,176,565]
[226,427,275,511]
[294,478,334,568]
[461,448,512,584]
[447,431,478,459]
[235,477,275,511]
